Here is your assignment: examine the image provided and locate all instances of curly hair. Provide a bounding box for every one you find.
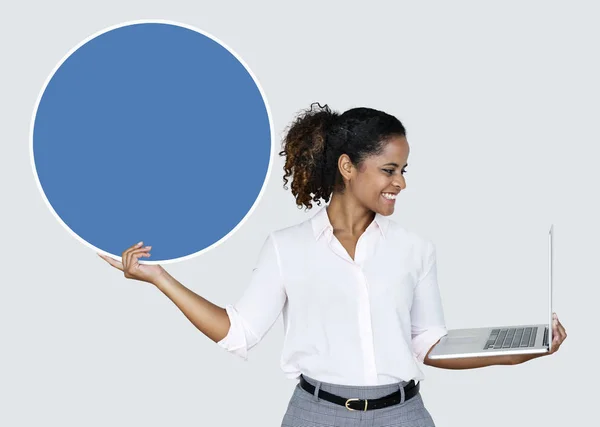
[279,102,407,210]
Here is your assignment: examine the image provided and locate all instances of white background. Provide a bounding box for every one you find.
[1,1,598,426]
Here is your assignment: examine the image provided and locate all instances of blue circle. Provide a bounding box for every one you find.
[32,22,272,263]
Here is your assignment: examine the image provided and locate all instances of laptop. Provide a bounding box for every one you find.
[428,224,554,359]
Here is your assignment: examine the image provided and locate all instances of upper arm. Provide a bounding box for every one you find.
[233,233,287,344]
[217,233,287,359]
[411,240,448,363]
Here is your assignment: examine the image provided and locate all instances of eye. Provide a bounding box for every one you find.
[382,168,408,175]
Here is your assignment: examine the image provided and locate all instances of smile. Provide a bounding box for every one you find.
[382,193,397,200]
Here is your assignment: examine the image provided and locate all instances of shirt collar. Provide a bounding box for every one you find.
[311,205,390,241]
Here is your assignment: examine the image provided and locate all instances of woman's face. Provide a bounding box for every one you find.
[344,135,409,216]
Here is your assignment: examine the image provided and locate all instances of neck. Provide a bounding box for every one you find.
[326,192,375,237]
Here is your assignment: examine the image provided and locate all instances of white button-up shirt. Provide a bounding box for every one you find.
[217,205,448,385]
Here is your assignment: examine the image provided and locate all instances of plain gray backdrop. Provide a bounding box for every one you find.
[1,1,598,426]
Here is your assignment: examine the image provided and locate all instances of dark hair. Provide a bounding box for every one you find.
[279,102,407,210]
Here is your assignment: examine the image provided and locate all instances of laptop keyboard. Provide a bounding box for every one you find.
[484,327,538,350]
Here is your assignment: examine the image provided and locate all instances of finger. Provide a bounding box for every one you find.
[125,247,136,274]
[123,241,144,271]
[551,321,561,344]
[123,241,144,257]
[98,253,124,271]
[128,251,150,273]
[552,330,563,352]
[127,246,151,270]
[126,246,150,274]
[124,241,144,271]
[129,241,144,251]
[132,251,150,261]
[554,326,562,346]
[551,332,561,352]
[557,321,567,341]
[130,246,152,263]
[554,316,565,337]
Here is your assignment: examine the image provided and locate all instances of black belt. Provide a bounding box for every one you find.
[299,375,420,411]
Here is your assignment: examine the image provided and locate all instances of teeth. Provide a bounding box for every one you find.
[382,193,396,200]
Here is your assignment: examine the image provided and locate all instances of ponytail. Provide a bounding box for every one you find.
[279,102,339,210]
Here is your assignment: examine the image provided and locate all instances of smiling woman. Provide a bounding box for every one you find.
[99,101,566,427]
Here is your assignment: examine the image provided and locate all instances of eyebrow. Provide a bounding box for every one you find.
[382,162,408,168]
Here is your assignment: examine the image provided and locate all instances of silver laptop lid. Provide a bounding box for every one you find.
[549,224,554,351]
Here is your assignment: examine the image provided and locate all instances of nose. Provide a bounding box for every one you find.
[393,176,405,191]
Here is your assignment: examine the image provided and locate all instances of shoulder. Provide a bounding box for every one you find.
[267,215,314,247]
[386,219,437,280]
[386,217,435,254]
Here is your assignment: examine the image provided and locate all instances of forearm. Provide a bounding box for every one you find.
[422,339,516,369]
[424,354,515,369]
[152,271,231,343]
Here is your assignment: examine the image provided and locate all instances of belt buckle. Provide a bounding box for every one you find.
[345,398,368,411]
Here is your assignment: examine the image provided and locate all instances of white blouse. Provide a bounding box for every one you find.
[217,205,448,386]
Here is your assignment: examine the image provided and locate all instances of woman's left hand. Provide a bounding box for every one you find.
[547,312,567,355]
[512,312,566,364]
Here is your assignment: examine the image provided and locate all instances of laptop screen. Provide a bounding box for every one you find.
[548,224,554,351]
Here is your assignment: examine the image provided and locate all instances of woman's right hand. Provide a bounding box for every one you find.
[97,241,166,285]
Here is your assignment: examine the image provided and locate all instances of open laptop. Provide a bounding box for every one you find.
[428,224,554,359]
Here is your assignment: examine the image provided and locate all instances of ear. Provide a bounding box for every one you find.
[338,154,354,181]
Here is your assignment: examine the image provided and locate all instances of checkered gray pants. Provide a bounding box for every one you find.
[281,375,436,427]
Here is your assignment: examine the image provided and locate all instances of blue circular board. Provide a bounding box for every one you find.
[31,21,273,263]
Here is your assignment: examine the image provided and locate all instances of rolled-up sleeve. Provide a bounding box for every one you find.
[411,240,448,363]
[217,233,286,360]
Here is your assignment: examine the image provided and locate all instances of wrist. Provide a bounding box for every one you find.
[152,268,172,289]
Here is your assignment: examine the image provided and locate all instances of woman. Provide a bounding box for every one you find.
[98,102,567,426]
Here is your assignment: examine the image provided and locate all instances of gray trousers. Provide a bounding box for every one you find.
[281,374,436,427]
